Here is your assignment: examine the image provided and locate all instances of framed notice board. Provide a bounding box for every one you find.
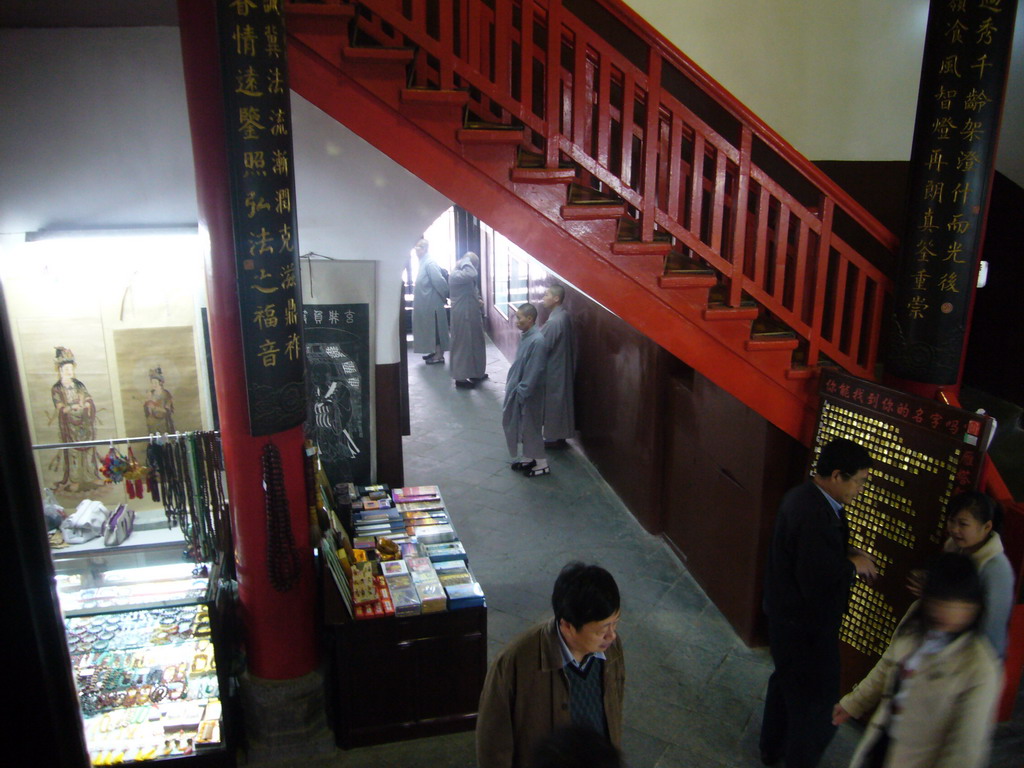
[811,370,995,688]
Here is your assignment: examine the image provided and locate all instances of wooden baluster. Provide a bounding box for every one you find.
[753,186,771,289]
[830,257,850,357]
[772,206,790,304]
[595,59,611,168]
[494,0,511,94]
[640,50,662,241]
[688,134,705,244]
[866,277,885,373]
[848,269,868,369]
[709,150,726,255]
[727,127,752,306]
[467,0,481,74]
[520,1,535,115]
[620,71,635,188]
[572,31,588,151]
[805,198,835,370]
[666,115,684,224]
[792,220,810,322]
[439,0,454,90]
[545,0,563,167]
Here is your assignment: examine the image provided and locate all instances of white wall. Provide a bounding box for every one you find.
[625,0,1024,185]
[0,27,451,364]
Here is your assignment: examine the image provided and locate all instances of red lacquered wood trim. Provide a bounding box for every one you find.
[659,273,717,289]
[848,269,868,366]
[457,127,526,143]
[545,0,563,166]
[703,305,759,322]
[709,151,727,256]
[746,338,800,352]
[401,88,470,105]
[611,240,672,255]
[560,202,627,220]
[510,166,576,183]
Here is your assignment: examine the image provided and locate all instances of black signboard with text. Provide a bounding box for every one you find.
[887,0,1017,384]
[218,0,305,435]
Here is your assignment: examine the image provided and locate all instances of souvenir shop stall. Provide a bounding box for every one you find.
[315,479,487,748]
[1,234,240,766]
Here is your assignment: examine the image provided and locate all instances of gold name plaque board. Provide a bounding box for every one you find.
[812,370,994,661]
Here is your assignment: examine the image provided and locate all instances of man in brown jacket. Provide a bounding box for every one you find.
[476,563,625,768]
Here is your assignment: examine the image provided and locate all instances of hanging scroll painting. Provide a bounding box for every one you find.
[113,326,202,439]
[18,317,114,505]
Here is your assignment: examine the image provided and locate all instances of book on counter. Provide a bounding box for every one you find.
[415,578,448,613]
[423,541,467,563]
[393,485,441,503]
[395,500,446,514]
[434,561,474,587]
[413,523,457,545]
[445,580,485,609]
[380,559,409,577]
[400,541,425,559]
[382,571,422,616]
[351,561,377,605]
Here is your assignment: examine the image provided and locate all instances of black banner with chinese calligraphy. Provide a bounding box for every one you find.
[217,0,305,435]
[813,370,994,689]
[886,0,1017,385]
[303,304,372,489]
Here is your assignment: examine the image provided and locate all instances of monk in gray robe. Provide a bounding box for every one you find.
[449,252,487,387]
[502,303,550,476]
[411,238,450,364]
[539,284,576,446]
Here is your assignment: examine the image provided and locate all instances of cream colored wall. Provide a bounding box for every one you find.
[624,0,1023,183]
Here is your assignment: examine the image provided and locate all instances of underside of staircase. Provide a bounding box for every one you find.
[284,0,899,443]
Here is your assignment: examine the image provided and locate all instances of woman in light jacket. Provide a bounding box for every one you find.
[833,553,1001,768]
[942,491,1015,657]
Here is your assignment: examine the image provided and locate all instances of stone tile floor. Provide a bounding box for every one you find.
[248,336,1023,767]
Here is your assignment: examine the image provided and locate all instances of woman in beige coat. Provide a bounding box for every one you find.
[833,553,1001,768]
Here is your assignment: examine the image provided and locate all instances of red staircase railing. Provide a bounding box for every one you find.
[303,0,898,379]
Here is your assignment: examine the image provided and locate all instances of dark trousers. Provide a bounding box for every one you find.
[759,616,841,768]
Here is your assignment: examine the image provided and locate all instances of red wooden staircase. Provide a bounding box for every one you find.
[284,0,899,442]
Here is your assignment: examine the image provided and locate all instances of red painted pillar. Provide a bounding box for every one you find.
[177,0,316,680]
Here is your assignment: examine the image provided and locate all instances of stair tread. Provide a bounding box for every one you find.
[567,182,622,205]
[287,2,355,16]
[402,88,470,104]
[341,44,414,61]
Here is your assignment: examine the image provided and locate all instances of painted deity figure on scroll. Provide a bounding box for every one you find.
[449,251,488,387]
[49,346,102,493]
[411,238,450,365]
[539,285,576,447]
[143,367,175,434]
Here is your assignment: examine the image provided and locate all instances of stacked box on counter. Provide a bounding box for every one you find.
[322,484,485,619]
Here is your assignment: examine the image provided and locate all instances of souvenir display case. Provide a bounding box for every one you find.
[54,545,235,766]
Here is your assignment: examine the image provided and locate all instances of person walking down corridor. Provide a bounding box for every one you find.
[477,563,625,768]
[833,553,1001,768]
[411,238,449,364]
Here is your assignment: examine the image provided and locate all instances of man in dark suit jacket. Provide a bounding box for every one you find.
[759,438,878,768]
